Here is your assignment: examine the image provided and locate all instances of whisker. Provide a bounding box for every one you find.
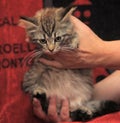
[23,50,43,66]
[23,50,37,63]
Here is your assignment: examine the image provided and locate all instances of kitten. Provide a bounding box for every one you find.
[19,7,120,121]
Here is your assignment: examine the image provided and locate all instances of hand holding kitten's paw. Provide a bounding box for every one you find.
[32,97,71,123]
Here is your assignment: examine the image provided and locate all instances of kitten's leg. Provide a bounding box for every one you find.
[23,61,45,94]
[32,86,48,113]
[23,62,49,113]
[70,100,120,121]
[86,100,120,119]
[70,105,92,121]
[23,72,49,113]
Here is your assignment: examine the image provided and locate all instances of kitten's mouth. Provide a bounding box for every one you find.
[43,48,60,55]
[44,50,56,55]
[49,49,54,52]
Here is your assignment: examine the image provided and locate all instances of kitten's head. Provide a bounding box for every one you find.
[19,6,77,53]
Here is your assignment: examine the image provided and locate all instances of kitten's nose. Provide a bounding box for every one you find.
[47,44,55,52]
[49,49,54,52]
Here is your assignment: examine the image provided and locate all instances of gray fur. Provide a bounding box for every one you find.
[20,7,119,121]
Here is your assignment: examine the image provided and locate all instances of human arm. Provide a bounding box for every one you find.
[97,40,120,69]
[94,70,120,103]
[39,16,120,69]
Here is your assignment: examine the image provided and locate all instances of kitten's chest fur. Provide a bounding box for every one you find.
[23,61,93,111]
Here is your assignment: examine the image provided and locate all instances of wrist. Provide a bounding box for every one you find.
[100,40,120,69]
[78,39,107,68]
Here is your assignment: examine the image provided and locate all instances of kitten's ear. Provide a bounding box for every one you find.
[57,6,77,21]
[18,16,37,29]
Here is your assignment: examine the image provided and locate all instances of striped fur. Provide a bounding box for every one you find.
[19,7,120,121]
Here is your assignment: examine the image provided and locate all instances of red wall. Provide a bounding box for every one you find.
[0,1,43,123]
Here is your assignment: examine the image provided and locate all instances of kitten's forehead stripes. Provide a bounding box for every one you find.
[54,32,56,38]
[43,34,46,40]
[41,15,56,37]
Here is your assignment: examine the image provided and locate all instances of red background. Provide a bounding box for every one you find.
[0,0,120,123]
[0,1,43,123]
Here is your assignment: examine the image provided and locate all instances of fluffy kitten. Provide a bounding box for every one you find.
[19,7,119,121]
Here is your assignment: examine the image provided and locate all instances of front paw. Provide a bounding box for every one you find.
[70,110,92,122]
[33,92,48,114]
[33,88,44,96]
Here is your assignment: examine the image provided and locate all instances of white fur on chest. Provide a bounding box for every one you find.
[40,67,93,112]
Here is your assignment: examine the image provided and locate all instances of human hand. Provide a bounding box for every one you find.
[39,16,106,69]
[33,97,71,123]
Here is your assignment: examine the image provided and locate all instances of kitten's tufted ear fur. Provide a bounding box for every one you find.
[57,6,77,21]
[18,16,37,29]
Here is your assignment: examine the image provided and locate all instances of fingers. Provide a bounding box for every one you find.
[48,97,58,122]
[39,58,63,68]
[60,99,71,121]
[48,97,71,122]
[33,97,59,123]
[32,98,47,120]
[33,97,71,122]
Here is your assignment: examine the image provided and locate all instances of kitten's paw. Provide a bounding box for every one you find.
[33,93,48,114]
[70,110,92,122]
[33,88,48,113]
[70,101,120,122]
[33,88,44,96]
[33,92,46,100]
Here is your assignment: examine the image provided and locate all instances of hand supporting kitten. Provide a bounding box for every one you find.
[33,97,71,122]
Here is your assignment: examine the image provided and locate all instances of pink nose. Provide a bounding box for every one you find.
[49,49,54,52]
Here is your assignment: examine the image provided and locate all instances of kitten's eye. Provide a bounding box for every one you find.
[55,36,61,42]
[39,39,47,44]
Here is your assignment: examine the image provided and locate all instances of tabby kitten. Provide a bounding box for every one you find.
[19,7,119,121]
